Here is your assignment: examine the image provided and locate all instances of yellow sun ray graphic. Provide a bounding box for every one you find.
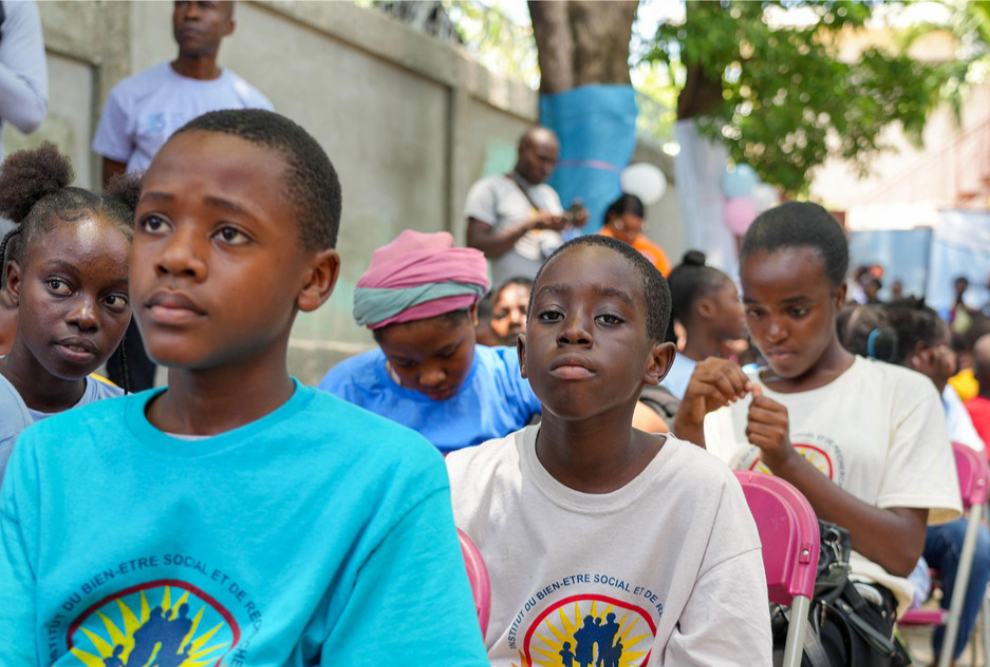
[118,597,140,637]
[78,627,113,657]
[69,647,106,667]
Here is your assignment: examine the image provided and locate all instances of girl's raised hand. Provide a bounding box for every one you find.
[745,386,795,471]
[674,358,752,447]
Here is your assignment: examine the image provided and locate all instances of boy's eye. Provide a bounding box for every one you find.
[46,278,71,295]
[597,313,623,326]
[745,308,764,319]
[140,215,169,234]
[538,310,563,322]
[790,307,809,318]
[390,358,415,370]
[215,226,250,245]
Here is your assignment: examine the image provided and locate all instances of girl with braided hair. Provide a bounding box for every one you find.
[0,142,140,482]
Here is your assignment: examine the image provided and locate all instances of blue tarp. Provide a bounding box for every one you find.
[540,85,639,235]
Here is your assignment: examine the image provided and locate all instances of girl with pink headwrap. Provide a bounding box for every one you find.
[319,230,541,454]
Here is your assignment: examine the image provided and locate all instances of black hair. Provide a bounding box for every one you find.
[666,250,732,329]
[740,201,848,286]
[171,109,341,250]
[371,308,472,342]
[604,193,645,224]
[532,234,670,342]
[881,297,943,366]
[836,303,898,362]
[0,142,141,392]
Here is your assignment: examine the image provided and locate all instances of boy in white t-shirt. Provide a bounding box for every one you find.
[447,235,772,667]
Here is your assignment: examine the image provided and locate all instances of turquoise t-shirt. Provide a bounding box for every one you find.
[0,383,488,666]
[319,345,541,454]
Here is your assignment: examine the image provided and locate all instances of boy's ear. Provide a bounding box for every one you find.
[297,249,341,313]
[696,299,714,320]
[5,260,22,306]
[834,282,847,308]
[468,302,479,327]
[644,341,676,386]
[517,333,528,379]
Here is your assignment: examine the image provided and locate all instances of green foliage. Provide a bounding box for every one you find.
[646,1,967,194]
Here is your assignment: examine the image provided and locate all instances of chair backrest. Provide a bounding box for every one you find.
[951,442,990,511]
[734,471,821,605]
[458,528,491,640]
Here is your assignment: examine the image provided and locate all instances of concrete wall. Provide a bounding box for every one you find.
[10,1,678,384]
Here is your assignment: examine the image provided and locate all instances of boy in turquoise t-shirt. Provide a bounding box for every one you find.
[0,110,488,666]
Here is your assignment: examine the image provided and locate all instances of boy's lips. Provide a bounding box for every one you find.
[146,291,206,325]
[549,355,596,379]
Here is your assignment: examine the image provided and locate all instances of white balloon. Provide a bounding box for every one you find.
[752,183,780,212]
[621,163,667,205]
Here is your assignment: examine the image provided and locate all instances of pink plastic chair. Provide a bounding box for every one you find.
[734,471,821,667]
[900,442,990,667]
[458,529,491,640]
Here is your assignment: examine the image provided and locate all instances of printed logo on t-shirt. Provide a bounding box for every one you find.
[65,580,237,667]
[45,554,263,666]
[140,112,168,135]
[743,432,845,484]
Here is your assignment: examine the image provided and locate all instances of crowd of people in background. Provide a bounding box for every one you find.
[0,2,987,667]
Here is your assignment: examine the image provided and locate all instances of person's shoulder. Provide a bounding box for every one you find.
[854,357,939,398]
[300,385,440,457]
[221,69,274,110]
[319,348,383,390]
[476,344,521,372]
[85,374,125,401]
[108,62,173,100]
[446,427,525,483]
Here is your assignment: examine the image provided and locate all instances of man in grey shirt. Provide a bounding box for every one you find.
[465,126,587,286]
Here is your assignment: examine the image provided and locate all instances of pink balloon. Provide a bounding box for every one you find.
[724,197,759,236]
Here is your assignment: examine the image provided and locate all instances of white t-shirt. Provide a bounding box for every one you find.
[447,426,773,667]
[704,356,962,613]
[0,0,49,161]
[92,62,274,173]
[464,174,565,286]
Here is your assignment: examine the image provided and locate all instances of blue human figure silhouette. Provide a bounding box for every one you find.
[559,641,576,667]
[103,645,124,667]
[573,615,599,667]
[128,605,167,667]
[605,639,623,667]
[596,613,621,667]
[156,603,194,667]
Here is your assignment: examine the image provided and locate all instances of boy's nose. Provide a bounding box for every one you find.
[155,231,207,280]
[557,315,592,346]
[418,366,446,387]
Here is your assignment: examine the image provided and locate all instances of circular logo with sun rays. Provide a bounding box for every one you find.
[518,595,656,667]
[66,580,239,667]
[749,442,834,480]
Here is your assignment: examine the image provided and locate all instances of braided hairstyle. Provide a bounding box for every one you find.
[0,142,141,392]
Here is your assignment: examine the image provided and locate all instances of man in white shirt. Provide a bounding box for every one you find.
[93,0,272,391]
[0,0,48,237]
[93,0,272,186]
[465,127,588,286]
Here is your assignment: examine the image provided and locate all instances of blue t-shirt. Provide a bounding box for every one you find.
[319,345,541,454]
[0,383,488,666]
[0,373,122,485]
[660,352,697,401]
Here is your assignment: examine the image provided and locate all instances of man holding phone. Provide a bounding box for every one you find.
[465,126,588,285]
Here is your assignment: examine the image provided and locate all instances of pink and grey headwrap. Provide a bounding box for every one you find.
[353,230,490,330]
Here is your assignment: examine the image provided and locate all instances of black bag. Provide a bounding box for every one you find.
[770,520,911,667]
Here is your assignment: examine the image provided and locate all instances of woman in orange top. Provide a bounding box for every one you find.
[598,193,671,276]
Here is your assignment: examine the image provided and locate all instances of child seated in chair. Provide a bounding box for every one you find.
[447,235,772,666]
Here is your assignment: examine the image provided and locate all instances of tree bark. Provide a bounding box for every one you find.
[529,0,639,94]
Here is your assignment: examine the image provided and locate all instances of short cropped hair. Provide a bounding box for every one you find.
[741,201,848,286]
[533,235,670,342]
[172,109,341,250]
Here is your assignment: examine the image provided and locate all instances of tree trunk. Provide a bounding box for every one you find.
[528,0,639,94]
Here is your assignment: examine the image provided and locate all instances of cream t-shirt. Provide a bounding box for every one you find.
[447,426,773,667]
[704,356,962,613]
